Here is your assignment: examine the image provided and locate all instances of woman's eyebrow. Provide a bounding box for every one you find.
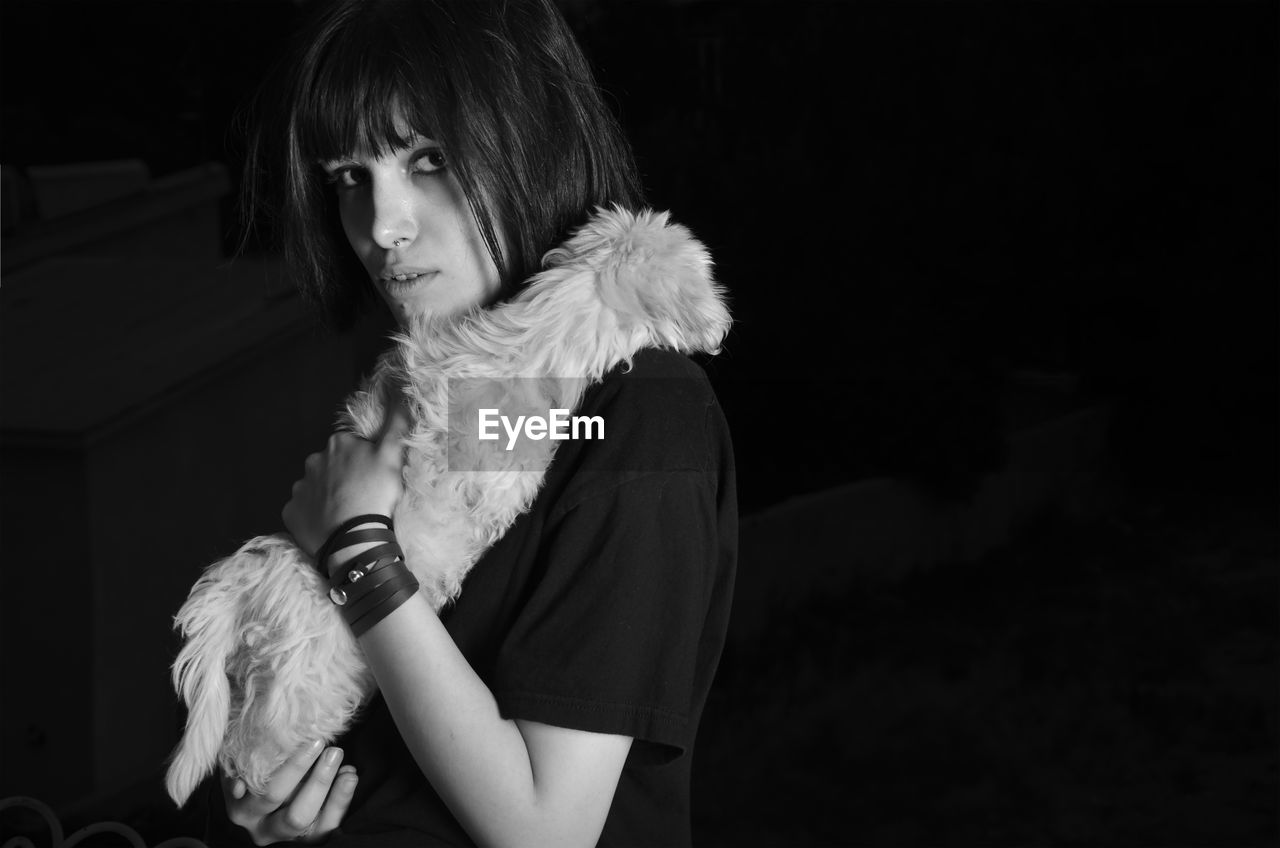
[404,135,442,149]
[315,137,442,171]
[317,156,358,169]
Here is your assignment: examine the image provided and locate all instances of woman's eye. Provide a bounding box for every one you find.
[325,167,366,190]
[413,149,447,175]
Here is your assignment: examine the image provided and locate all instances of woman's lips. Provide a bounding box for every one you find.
[379,270,437,291]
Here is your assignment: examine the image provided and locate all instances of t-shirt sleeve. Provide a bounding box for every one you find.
[490,468,720,763]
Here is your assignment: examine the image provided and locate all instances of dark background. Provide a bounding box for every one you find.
[1,0,1275,844]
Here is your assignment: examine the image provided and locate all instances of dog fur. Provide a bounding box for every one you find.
[165,207,731,806]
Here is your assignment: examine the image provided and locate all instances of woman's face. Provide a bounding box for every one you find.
[321,133,502,326]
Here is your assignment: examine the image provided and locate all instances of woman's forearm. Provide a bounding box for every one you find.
[360,593,535,842]
[357,592,627,848]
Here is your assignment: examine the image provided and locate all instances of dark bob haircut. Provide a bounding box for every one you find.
[241,0,645,329]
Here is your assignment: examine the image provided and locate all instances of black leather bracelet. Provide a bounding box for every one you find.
[329,553,402,605]
[330,541,403,584]
[338,563,414,617]
[349,578,420,637]
[329,526,399,550]
[342,566,417,621]
[314,514,393,574]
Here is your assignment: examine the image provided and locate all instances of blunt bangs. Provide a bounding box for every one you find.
[289,4,443,164]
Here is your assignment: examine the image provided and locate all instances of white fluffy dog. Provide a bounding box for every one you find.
[165,207,731,806]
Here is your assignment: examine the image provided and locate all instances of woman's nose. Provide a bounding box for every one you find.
[370,175,417,250]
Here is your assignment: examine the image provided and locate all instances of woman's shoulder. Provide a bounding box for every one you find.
[588,347,718,415]
[543,348,729,505]
[583,348,724,455]
[618,346,715,381]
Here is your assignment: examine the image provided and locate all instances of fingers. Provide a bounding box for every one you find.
[273,746,346,836]
[225,741,359,845]
[249,739,324,815]
[222,773,250,824]
[304,764,360,842]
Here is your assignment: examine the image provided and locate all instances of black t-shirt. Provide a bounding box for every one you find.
[208,347,737,847]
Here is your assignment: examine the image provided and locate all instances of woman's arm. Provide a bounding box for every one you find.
[362,592,632,848]
[282,413,632,848]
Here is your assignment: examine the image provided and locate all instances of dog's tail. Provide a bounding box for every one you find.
[165,536,278,807]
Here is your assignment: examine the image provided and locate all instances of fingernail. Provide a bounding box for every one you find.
[307,738,324,754]
[324,747,342,766]
[337,764,356,776]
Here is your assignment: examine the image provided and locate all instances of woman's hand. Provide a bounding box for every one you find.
[283,404,411,562]
[224,740,357,846]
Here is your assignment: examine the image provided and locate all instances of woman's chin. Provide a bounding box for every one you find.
[378,274,499,327]
[388,297,474,328]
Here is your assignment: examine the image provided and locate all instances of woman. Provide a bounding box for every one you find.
[206,0,736,845]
